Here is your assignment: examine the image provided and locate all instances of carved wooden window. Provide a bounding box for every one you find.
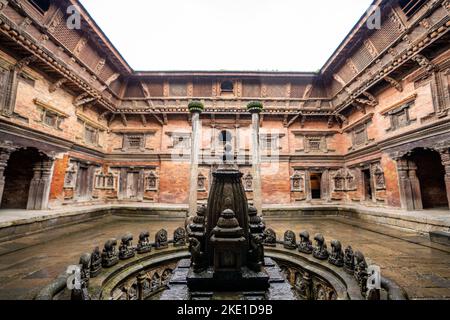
[145,172,158,191]
[386,103,415,132]
[85,125,99,145]
[244,173,253,192]
[27,0,51,14]
[220,81,234,94]
[290,171,304,192]
[354,126,367,146]
[197,173,206,191]
[308,138,322,151]
[95,172,115,190]
[373,165,386,190]
[123,134,145,151]
[399,0,427,19]
[333,171,346,191]
[260,134,284,151]
[168,133,191,149]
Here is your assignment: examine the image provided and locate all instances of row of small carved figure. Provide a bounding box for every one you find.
[81,227,187,280]
[263,229,370,296]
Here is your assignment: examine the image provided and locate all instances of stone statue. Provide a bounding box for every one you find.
[248,206,265,235]
[189,237,206,273]
[248,233,265,272]
[155,229,168,250]
[283,230,297,250]
[137,231,152,254]
[119,233,136,260]
[297,272,313,300]
[312,233,329,260]
[328,240,344,267]
[90,246,102,278]
[354,251,368,296]
[101,238,119,268]
[298,231,313,254]
[71,253,91,300]
[173,227,187,247]
[343,245,355,274]
[262,228,277,247]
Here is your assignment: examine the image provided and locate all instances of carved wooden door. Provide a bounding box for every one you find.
[126,172,139,199]
[77,167,89,199]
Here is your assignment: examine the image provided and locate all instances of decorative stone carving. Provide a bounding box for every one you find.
[90,247,102,278]
[173,227,187,247]
[155,229,168,250]
[298,231,313,254]
[344,246,355,274]
[137,231,152,254]
[373,164,386,190]
[248,233,265,272]
[354,251,368,296]
[283,230,297,250]
[101,239,119,268]
[328,240,344,267]
[313,234,329,260]
[262,228,277,247]
[119,233,136,260]
[333,170,346,191]
[145,171,158,191]
[290,171,304,192]
[297,272,314,300]
[197,173,206,191]
[243,173,253,191]
[189,238,206,273]
[248,206,265,235]
[71,253,91,301]
[210,209,246,273]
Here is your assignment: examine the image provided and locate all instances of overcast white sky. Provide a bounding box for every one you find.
[79,0,374,72]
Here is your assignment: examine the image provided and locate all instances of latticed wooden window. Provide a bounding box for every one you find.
[308,137,322,151]
[399,0,427,19]
[43,112,57,127]
[354,127,367,146]
[85,125,98,145]
[125,135,144,150]
[0,69,8,110]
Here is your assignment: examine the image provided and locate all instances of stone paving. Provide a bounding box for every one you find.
[0,215,449,300]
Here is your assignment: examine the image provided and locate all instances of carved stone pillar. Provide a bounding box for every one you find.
[188,102,203,216]
[321,169,330,202]
[305,170,312,202]
[408,161,423,210]
[396,158,415,211]
[27,158,55,210]
[248,102,263,214]
[438,149,450,209]
[0,142,15,205]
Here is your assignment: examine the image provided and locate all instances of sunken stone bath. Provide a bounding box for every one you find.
[37,148,408,301]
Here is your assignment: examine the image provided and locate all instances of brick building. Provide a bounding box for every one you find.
[0,0,449,232]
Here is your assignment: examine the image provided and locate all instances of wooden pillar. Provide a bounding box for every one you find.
[27,157,55,210]
[305,170,312,202]
[408,161,423,210]
[396,158,415,210]
[0,142,15,205]
[188,102,203,216]
[439,149,450,209]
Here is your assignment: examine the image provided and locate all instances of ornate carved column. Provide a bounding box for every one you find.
[248,102,263,214]
[27,157,55,210]
[395,158,415,211]
[0,142,15,205]
[438,149,450,209]
[188,101,204,216]
[407,161,423,210]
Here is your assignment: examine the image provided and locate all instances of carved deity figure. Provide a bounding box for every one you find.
[72,253,91,300]
[262,228,277,247]
[328,240,344,267]
[354,251,369,296]
[189,238,206,273]
[343,246,355,274]
[101,239,119,268]
[173,227,187,247]
[119,233,136,260]
[298,231,313,254]
[248,234,265,272]
[155,229,168,250]
[137,231,152,254]
[283,230,297,250]
[90,246,102,278]
[297,272,313,300]
[312,233,329,260]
